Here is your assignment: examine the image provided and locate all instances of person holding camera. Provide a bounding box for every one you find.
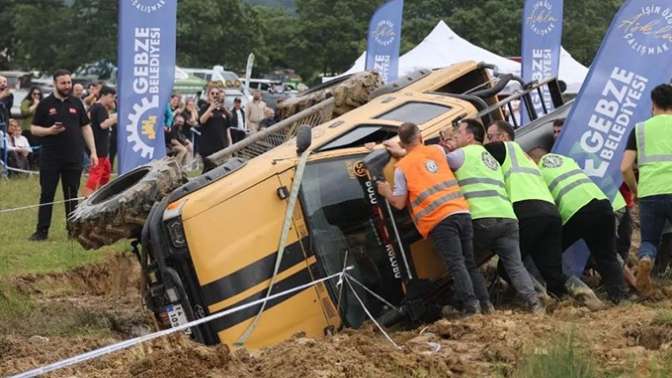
[197,86,231,173]
[28,69,98,241]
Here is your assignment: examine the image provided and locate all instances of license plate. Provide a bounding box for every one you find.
[166,303,192,335]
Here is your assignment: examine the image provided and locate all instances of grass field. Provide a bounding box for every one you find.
[0,175,122,278]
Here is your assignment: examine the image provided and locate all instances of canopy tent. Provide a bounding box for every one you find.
[330,21,588,94]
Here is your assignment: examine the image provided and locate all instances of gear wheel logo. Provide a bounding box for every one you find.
[126,96,159,159]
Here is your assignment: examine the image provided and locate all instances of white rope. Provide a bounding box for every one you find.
[0,163,40,175]
[345,274,401,313]
[0,197,85,214]
[343,273,401,350]
[9,270,346,378]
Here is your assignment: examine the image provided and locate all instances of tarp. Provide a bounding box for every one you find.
[330,21,588,94]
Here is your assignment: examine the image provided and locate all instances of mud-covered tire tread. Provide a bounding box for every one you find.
[69,158,186,250]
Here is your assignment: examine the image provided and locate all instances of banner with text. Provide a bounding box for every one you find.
[554,0,672,275]
[520,0,564,126]
[117,0,176,173]
[365,0,404,84]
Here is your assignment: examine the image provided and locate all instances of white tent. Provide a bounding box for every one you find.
[332,21,588,94]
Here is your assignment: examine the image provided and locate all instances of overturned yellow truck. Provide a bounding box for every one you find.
[70,61,565,348]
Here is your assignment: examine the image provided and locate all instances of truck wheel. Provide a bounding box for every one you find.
[69,158,187,250]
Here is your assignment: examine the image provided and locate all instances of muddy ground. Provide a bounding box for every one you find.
[3,243,672,377]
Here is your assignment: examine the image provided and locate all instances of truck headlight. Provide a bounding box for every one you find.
[166,218,186,248]
[163,199,188,248]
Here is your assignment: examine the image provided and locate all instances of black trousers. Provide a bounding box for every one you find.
[562,199,626,301]
[616,208,633,261]
[519,214,567,296]
[37,161,82,233]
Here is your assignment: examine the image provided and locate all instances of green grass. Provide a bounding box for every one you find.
[510,333,597,378]
[652,310,672,327]
[0,175,124,278]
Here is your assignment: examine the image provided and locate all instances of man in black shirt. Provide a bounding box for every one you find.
[29,69,98,241]
[83,86,117,197]
[197,86,231,173]
[485,121,603,308]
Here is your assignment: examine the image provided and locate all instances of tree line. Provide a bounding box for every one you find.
[0,0,624,84]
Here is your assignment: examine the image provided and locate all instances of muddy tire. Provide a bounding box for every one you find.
[276,71,384,120]
[69,158,187,250]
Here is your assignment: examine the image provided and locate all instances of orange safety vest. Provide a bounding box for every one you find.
[396,145,469,237]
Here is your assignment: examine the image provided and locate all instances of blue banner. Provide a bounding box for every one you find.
[554,0,672,275]
[365,0,404,84]
[117,0,176,173]
[520,0,564,125]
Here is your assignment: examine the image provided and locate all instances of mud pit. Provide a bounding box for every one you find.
[3,253,672,377]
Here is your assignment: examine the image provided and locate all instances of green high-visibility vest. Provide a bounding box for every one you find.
[501,141,555,205]
[612,191,626,212]
[636,115,672,198]
[538,153,607,224]
[455,144,516,220]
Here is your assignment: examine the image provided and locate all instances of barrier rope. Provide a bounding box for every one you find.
[9,270,348,378]
[0,197,85,214]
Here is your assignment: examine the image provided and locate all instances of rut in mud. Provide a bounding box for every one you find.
[3,250,672,377]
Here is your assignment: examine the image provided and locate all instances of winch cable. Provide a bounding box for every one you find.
[235,148,311,346]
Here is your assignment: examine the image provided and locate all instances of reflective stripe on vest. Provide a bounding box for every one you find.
[458,177,505,188]
[414,191,464,221]
[396,145,469,237]
[503,142,541,178]
[454,144,516,220]
[501,142,555,205]
[411,179,458,208]
[636,116,672,198]
[637,122,672,164]
[538,153,607,224]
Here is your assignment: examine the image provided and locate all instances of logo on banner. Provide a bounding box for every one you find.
[126,96,159,159]
[373,20,396,46]
[619,5,672,56]
[131,0,166,14]
[527,0,558,36]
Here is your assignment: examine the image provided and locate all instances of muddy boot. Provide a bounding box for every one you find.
[529,300,545,315]
[531,276,554,307]
[481,301,496,315]
[636,256,654,297]
[565,276,605,311]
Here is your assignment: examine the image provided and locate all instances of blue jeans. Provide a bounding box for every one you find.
[639,194,672,260]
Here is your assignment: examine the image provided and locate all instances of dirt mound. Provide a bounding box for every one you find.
[11,252,139,297]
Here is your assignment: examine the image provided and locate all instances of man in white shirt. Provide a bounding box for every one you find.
[3,118,32,171]
[230,97,247,144]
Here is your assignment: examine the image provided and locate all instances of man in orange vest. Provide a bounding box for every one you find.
[376,122,492,315]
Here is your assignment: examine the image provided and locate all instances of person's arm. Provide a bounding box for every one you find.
[100,113,117,130]
[445,149,465,171]
[198,103,216,124]
[376,168,408,210]
[383,140,407,158]
[20,100,33,117]
[621,150,638,198]
[81,124,98,167]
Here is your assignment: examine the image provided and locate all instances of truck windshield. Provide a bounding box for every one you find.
[300,156,405,327]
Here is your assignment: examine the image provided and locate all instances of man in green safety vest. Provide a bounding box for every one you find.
[622,84,672,296]
[485,121,603,309]
[448,119,542,313]
[528,150,628,303]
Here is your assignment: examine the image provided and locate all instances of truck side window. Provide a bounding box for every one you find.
[376,102,451,125]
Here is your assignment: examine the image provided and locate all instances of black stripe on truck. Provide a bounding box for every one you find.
[200,241,306,306]
[209,267,313,333]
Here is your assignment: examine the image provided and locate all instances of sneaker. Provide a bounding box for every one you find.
[565,276,605,311]
[636,257,654,296]
[28,231,48,241]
